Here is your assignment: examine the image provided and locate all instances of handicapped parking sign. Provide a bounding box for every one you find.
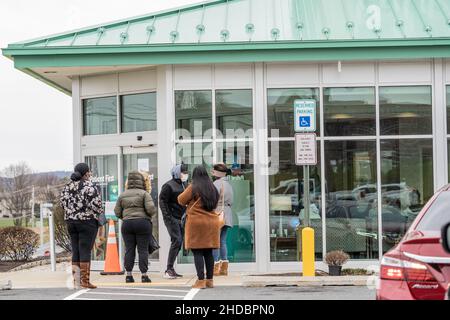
[294,100,316,132]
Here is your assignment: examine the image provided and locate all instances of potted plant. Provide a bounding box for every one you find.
[325,250,350,276]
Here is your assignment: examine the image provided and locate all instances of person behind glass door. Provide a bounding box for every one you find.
[114,171,156,283]
[159,164,189,279]
[178,166,221,289]
[211,163,234,276]
[60,163,103,289]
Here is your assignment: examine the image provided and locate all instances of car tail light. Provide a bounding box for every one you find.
[381,255,445,300]
[380,256,435,282]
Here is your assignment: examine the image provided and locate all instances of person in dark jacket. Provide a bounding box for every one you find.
[60,163,103,289]
[159,164,188,279]
[115,171,157,283]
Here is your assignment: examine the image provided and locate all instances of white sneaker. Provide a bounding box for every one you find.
[163,270,177,279]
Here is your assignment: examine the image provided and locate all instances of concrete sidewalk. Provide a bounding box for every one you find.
[0,262,373,289]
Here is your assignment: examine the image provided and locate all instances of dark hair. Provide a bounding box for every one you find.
[213,163,228,173]
[191,166,219,212]
[71,163,90,181]
[180,164,188,174]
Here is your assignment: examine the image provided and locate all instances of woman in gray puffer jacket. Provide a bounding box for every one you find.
[114,171,156,283]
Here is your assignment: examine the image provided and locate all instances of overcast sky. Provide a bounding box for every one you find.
[0,0,199,173]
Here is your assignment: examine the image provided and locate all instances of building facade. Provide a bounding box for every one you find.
[3,0,450,272]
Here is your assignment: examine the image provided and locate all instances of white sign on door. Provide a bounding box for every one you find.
[294,99,316,133]
[138,158,150,172]
[295,133,317,166]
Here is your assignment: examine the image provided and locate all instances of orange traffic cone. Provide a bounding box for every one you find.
[100,219,124,275]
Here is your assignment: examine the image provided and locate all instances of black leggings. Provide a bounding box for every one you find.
[67,220,98,263]
[192,249,214,280]
[122,219,152,274]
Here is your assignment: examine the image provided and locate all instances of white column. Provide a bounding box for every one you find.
[254,62,270,272]
[156,65,175,273]
[433,59,447,190]
[72,77,82,165]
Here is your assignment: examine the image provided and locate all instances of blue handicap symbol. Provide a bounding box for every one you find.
[299,116,311,128]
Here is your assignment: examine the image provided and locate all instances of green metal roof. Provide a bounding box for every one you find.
[2,0,450,96]
[6,0,450,49]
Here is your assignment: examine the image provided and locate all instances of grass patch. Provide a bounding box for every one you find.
[0,219,15,228]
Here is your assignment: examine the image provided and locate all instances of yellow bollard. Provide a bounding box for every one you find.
[302,227,315,277]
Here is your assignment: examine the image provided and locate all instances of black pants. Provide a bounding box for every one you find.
[192,249,214,280]
[164,218,183,271]
[122,219,152,274]
[67,220,98,263]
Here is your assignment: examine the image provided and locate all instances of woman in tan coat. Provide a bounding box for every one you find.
[178,166,221,289]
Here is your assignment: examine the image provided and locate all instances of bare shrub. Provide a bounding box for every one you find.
[0,227,39,261]
[325,250,350,266]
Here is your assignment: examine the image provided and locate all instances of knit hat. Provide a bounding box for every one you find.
[71,163,90,181]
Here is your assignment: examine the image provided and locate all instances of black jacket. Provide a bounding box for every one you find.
[159,178,187,221]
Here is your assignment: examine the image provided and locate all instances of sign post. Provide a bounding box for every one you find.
[294,100,317,277]
[42,203,55,272]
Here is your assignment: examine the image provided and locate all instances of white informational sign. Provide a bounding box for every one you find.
[104,201,117,220]
[295,133,317,166]
[138,158,150,172]
[294,100,316,132]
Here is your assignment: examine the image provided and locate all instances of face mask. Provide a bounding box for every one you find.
[181,174,189,182]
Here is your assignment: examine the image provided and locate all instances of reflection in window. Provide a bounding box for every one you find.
[121,93,157,133]
[267,88,320,137]
[85,155,118,261]
[325,140,379,259]
[123,153,159,260]
[380,86,432,136]
[177,142,255,263]
[381,139,433,253]
[218,142,255,263]
[175,91,212,139]
[268,141,322,261]
[83,97,117,136]
[324,87,376,136]
[216,90,253,136]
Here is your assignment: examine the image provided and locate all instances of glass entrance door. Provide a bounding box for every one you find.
[122,147,159,260]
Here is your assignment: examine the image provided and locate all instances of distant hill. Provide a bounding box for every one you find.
[0,171,71,185]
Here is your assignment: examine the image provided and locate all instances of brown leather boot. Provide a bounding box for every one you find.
[72,262,81,289]
[192,279,206,289]
[206,279,214,288]
[80,262,97,289]
[220,260,229,276]
[213,261,222,276]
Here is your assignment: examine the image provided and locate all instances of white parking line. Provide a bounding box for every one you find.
[102,287,190,293]
[85,291,185,299]
[74,298,109,300]
[63,289,90,300]
[183,288,200,300]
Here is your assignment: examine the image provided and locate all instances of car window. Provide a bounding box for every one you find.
[416,191,450,231]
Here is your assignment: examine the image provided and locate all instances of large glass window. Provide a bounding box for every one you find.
[83,96,117,136]
[121,93,157,133]
[324,87,376,136]
[123,153,159,259]
[217,142,255,262]
[175,91,212,139]
[380,139,433,252]
[85,155,119,261]
[267,88,320,137]
[216,90,253,136]
[324,141,379,259]
[268,141,322,261]
[380,86,432,136]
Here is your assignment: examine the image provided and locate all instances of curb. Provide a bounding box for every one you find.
[9,257,71,272]
[242,275,371,287]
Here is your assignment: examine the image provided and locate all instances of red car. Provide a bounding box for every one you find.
[377,185,450,300]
